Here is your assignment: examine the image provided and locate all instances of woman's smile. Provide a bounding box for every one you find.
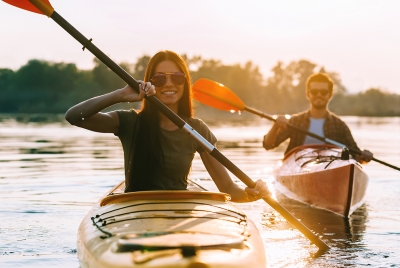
[161,90,177,95]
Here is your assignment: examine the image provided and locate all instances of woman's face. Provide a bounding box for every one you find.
[152,60,185,111]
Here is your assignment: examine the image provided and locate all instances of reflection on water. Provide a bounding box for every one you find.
[275,193,368,248]
[1,114,400,267]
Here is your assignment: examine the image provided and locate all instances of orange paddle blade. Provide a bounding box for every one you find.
[193,78,246,112]
[3,0,53,15]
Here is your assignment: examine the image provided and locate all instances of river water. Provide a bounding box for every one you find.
[0,113,399,267]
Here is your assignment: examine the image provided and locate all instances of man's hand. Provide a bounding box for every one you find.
[360,150,373,162]
[263,114,290,150]
[274,115,290,129]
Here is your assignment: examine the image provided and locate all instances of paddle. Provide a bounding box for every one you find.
[3,0,330,251]
[193,78,400,172]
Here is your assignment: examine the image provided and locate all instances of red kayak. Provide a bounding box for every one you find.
[274,144,369,218]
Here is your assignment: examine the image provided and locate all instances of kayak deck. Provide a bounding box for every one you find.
[77,181,266,268]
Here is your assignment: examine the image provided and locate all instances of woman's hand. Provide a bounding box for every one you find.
[245,179,271,202]
[119,81,156,102]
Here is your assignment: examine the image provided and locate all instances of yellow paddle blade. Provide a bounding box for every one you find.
[193,78,246,112]
[3,0,53,16]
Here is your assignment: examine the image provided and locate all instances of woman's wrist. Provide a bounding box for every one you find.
[113,88,128,103]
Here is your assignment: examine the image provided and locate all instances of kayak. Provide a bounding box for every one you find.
[274,144,369,218]
[77,180,266,268]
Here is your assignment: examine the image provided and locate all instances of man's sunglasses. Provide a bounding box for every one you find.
[309,89,330,96]
[151,72,186,87]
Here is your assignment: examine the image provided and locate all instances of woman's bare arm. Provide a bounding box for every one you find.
[65,82,154,134]
[200,146,270,202]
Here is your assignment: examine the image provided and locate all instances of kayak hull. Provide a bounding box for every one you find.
[77,181,266,268]
[274,145,369,217]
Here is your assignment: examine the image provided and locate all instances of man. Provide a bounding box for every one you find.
[262,73,373,163]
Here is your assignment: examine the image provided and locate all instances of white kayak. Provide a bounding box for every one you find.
[77,180,267,268]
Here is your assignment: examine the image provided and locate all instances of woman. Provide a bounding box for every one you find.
[65,50,269,202]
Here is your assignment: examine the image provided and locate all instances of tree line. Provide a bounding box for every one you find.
[1,56,399,116]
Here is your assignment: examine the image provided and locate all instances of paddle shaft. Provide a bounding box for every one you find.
[210,149,330,251]
[30,7,329,250]
[245,107,400,171]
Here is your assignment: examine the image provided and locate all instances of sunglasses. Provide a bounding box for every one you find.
[151,72,186,87]
[309,89,330,96]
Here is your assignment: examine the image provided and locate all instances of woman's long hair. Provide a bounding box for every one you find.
[126,50,193,191]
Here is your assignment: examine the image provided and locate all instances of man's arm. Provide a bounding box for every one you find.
[200,147,270,202]
[340,122,373,163]
[263,115,289,150]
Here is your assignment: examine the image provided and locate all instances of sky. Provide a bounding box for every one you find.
[1,0,400,94]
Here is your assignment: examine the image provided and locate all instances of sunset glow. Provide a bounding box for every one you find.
[1,0,399,93]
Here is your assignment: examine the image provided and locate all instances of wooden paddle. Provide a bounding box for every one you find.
[3,0,330,251]
[193,78,400,172]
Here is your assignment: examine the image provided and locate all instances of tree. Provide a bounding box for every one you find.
[132,55,150,80]
[192,58,264,106]
[2,56,399,116]
[92,58,130,94]
[263,60,316,113]
[0,68,16,112]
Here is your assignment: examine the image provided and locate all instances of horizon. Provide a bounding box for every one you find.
[1,0,399,94]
